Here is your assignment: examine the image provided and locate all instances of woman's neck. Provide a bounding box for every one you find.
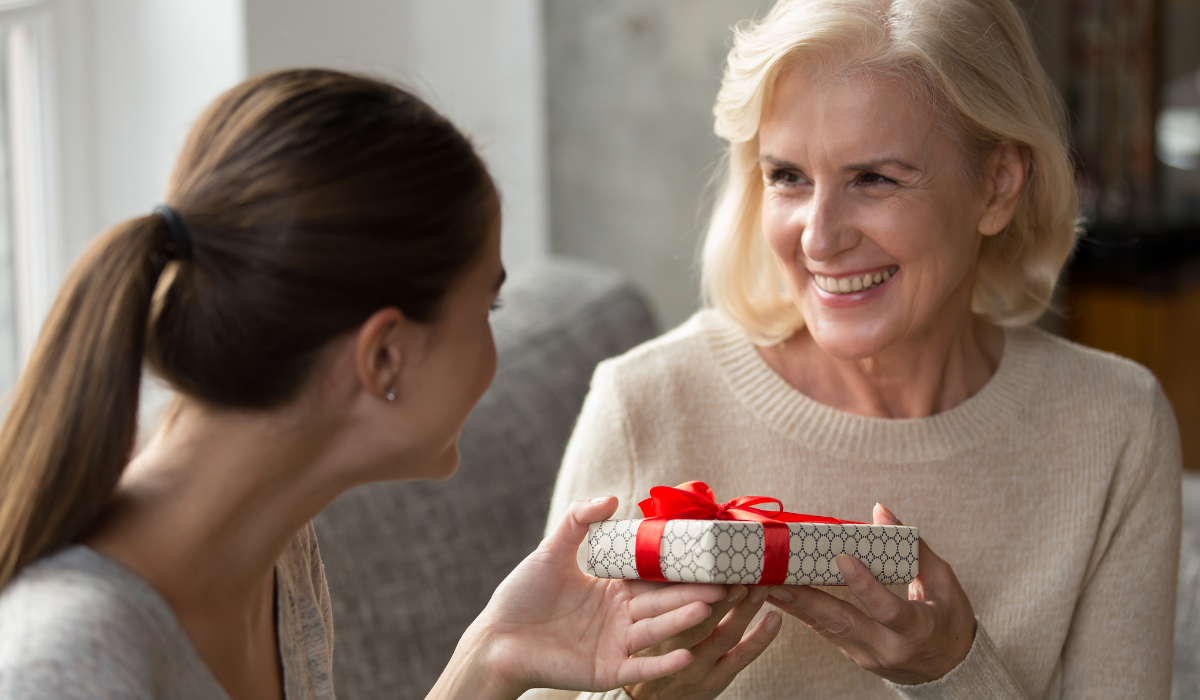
[758,311,1005,419]
[83,398,356,700]
[88,401,343,607]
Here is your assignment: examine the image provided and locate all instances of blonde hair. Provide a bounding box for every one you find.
[701,0,1079,344]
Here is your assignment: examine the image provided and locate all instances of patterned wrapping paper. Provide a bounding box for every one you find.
[587,519,919,586]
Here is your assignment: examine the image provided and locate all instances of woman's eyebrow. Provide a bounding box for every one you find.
[759,154,798,169]
[842,157,919,172]
[494,269,507,292]
[759,154,919,173]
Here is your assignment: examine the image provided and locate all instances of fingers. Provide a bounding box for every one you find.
[767,582,881,648]
[649,584,749,652]
[870,504,936,604]
[615,648,695,687]
[870,503,953,603]
[625,578,728,599]
[835,554,915,631]
[542,497,620,557]
[627,583,727,621]
[692,585,769,665]
[767,585,818,625]
[712,611,783,676]
[626,600,716,653]
[873,503,902,525]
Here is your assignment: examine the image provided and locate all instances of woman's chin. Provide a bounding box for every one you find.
[423,446,461,481]
[805,323,898,361]
[802,308,899,360]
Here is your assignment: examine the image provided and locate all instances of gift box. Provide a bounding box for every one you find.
[586,482,919,586]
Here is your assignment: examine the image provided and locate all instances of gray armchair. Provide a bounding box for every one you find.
[1175,475,1200,699]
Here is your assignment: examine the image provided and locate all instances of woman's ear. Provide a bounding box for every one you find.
[354,307,408,402]
[977,141,1030,237]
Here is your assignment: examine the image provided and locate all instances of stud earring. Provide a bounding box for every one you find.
[385,389,396,402]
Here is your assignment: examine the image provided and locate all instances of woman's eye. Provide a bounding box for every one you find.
[490,296,504,313]
[767,169,803,186]
[858,172,895,186]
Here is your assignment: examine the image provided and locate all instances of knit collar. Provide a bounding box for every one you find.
[700,309,1047,463]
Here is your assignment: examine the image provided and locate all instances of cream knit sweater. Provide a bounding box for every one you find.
[534,309,1181,700]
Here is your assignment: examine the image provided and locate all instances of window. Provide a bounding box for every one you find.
[0,0,58,395]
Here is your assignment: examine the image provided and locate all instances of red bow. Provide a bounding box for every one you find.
[635,481,861,585]
[638,481,855,525]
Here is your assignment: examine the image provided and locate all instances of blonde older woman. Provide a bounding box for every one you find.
[537,0,1183,698]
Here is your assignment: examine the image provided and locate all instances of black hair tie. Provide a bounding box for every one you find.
[154,205,193,260]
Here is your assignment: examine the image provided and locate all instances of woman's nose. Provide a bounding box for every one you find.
[801,187,860,262]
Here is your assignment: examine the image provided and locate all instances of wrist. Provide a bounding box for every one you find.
[428,623,524,700]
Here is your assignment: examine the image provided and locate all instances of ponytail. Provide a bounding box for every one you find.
[0,216,169,587]
[0,69,495,588]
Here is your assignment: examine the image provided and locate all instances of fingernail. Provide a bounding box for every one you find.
[768,586,792,602]
[875,503,900,524]
[726,585,747,603]
[765,611,782,632]
[589,496,610,504]
[749,586,769,604]
[837,554,858,580]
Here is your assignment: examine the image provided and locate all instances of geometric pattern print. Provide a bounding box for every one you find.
[588,519,918,585]
[787,522,918,585]
[661,520,766,584]
[587,519,640,579]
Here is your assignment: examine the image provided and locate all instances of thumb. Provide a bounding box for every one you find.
[875,504,956,604]
[543,496,619,557]
[873,504,934,601]
[873,502,903,526]
[875,502,941,568]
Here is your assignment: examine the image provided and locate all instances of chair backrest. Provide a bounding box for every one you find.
[313,258,657,700]
[1175,473,1200,698]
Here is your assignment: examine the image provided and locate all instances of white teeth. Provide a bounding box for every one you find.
[812,266,897,295]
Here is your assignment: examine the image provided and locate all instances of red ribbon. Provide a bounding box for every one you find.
[634,481,862,586]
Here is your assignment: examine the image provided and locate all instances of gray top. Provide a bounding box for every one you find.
[0,522,335,699]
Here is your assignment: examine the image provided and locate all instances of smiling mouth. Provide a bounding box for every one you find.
[812,265,899,295]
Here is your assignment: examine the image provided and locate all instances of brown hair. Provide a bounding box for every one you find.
[0,69,496,587]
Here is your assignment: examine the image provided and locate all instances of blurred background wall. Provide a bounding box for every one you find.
[244,0,548,273]
[0,0,1196,462]
[543,0,768,330]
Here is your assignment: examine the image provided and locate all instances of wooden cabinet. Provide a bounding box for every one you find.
[1068,282,1200,470]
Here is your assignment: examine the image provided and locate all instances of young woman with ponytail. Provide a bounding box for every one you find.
[0,69,726,700]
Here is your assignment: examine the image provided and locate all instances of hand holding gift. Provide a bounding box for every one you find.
[765,504,976,685]
[582,482,924,700]
[429,495,728,700]
[621,583,782,700]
